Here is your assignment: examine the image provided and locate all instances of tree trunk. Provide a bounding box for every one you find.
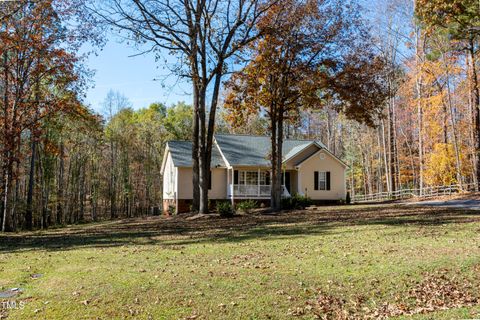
[381,119,390,192]
[468,41,480,189]
[442,52,462,189]
[79,162,85,222]
[198,88,208,214]
[388,93,396,192]
[191,86,200,212]
[57,142,64,224]
[25,136,36,230]
[466,53,478,188]
[109,140,116,219]
[1,163,11,232]
[271,105,283,212]
[415,21,424,195]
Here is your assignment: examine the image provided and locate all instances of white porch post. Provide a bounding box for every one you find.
[227,167,230,196]
[297,168,303,195]
[231,167,235,207]
[258,168,260,197]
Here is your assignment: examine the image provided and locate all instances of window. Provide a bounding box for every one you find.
[246,171,257,185]
[318,172,326,190]
[239,171,245,185]
[239,171,258,185]
[314,171,331,190]
[237,171,270,185]
[259,171,270,185]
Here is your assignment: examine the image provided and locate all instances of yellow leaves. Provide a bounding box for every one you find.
[424,143,461,186]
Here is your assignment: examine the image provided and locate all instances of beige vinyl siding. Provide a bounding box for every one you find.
[177,167,227,199]
[297,150,346,200]
[162,152,177,199]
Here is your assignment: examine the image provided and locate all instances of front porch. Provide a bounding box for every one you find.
[227,168,294,199]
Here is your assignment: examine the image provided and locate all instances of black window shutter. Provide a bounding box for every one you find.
[266,172,270,185]
[326,171,331,190]
[314,171,319,190]
[208,170,212,190]
[234,170,239,184]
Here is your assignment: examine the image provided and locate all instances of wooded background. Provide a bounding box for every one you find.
[1,0,479,230]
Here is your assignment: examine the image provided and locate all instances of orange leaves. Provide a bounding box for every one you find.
[0,0,89,185]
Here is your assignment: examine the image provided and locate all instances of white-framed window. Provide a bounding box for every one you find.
[314,171,330,190]
[237,171,270,185]
[318,172,327,190]
[239,171,258,185]
[259,171,269,185]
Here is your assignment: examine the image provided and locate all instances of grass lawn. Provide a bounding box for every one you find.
[1,204,480,319]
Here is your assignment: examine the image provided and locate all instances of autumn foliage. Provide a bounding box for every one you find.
[224,0,388,209]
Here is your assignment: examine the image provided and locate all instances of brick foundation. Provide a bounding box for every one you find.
[162,198,342,215]
[162,199,226,214]
[162,199,176,214]
[310,199,343,205]
[233,199,270,208]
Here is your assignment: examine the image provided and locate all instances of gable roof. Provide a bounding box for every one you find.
[167,141,226,168]
[214,134,327,167]
[163,134,342,169]
[294,147,348,168]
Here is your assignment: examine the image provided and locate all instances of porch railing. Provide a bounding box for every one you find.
[229,184,290,198]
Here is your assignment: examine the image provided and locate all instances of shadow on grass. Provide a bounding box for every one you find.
[1,205,479,253]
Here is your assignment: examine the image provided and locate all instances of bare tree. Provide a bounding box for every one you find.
[92,0,273,213]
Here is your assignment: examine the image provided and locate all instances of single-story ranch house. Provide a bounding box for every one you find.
[161,134,347,213]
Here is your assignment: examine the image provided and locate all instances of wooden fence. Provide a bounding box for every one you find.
[352,183,478,203]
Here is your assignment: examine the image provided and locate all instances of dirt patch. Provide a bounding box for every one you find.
[296,268,480,319]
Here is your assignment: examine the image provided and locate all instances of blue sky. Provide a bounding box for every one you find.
[84,40,191,113]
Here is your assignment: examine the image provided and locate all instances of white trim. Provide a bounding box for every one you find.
[257,168,260,196]
[297,168,303,195]
[282,142,315,163]
[296,148,348,169]
[318,145,349,168]
[214,137,232,168]
[231,168,235,206]
[160,144,171,174]
[175,166,179,214]
[282,141,348,168]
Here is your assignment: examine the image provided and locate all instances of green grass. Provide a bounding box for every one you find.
[1,204,480,319]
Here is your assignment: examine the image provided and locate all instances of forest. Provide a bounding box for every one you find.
[1,0,479,231]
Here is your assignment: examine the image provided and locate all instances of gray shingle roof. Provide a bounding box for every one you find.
[167,134,328,168]
[167,141,226,167]
[214,134,326,167]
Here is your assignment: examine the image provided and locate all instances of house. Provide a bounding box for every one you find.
[161,134,347,213]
